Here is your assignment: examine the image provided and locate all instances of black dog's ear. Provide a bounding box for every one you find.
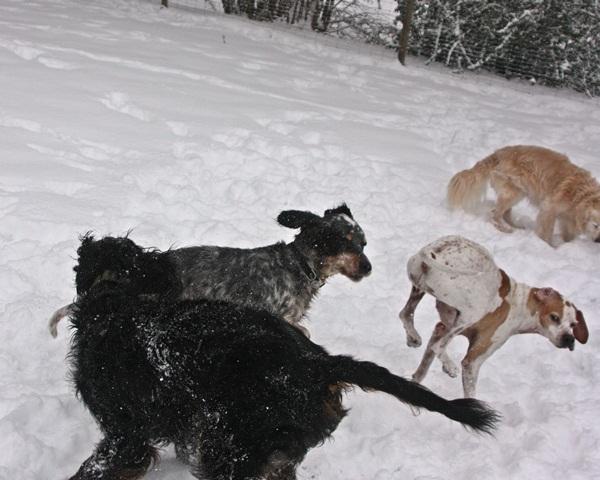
[277,210,320,229]
[324,203,353,219]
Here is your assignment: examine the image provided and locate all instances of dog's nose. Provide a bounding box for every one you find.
[359,256,372,275]
[561,335,575,351]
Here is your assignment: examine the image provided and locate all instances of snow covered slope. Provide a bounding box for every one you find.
[1,0,599,478]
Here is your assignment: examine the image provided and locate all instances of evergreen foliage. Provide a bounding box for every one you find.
[396,0,600,96]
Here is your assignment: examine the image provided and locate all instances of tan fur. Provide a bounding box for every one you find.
[447,145,600,245]
[322,383,348,422]
[461,270,511,362]
[461,300,510,363]
[526,288,565,330]
[321,253,361,280]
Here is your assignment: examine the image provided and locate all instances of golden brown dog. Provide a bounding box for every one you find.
[447,145,600,246]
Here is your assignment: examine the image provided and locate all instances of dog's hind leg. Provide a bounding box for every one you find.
[399,286,426,347]
[535,205,558,245]
[431,301,461,377]
[489,174,524,233]
[69,435,157,480]
[412,322,447,383]
[413,302,459,383]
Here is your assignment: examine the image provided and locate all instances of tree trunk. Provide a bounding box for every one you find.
[398,0,415,65]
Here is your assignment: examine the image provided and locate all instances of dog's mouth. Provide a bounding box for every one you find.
[345,270,370,282]
[557,335,575,351]
[346,257,372,281]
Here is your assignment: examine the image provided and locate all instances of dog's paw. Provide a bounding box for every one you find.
[442,361,459,378]
[492,219,514,233]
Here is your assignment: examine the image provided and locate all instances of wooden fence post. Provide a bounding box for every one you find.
[397,0,415,65]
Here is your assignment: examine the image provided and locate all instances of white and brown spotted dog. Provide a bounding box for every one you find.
[399,235,589,397]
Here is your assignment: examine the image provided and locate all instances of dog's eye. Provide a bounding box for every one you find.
[549,313,561,323]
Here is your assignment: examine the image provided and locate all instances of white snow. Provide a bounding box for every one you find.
[1,0,599,479]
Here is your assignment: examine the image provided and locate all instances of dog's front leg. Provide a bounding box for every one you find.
[69,436,156,480]
[461,357,484,398]
[559,215,577,242]
[461,334,506,397]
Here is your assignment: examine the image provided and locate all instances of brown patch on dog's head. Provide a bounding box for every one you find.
[527,288,564,328]
[527,287,585,350]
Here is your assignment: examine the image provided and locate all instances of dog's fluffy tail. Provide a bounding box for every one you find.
[447,152,499,212]
[325,355,500,434]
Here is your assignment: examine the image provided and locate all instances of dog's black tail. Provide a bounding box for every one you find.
[324,355,499,434]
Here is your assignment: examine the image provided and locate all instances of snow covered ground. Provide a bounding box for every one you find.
[1,0,599,478]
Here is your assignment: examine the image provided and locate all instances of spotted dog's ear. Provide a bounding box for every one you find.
[324,203,353,219]
[574,309,589,344]
[533,287,560,302]
[277,210,321,229]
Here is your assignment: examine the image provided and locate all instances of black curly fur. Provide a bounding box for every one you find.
[68,242,499,480]
[74,233,181,299]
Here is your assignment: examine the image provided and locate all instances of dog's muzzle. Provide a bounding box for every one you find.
[358,255,372,277]
[560,334,575,351]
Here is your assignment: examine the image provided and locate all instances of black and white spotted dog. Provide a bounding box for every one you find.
[67,237,499,480]
[49,204,371,338]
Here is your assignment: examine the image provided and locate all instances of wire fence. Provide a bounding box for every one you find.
[149,0,399,48]
[408,34,599,96]
[399,1,600,97]
[147,0,599,97]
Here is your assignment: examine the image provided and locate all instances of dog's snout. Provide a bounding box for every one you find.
[561,334,575,351]
[359,256,372,276]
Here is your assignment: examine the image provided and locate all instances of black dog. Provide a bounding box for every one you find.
[68,239,499,480]
[50,204,371,338]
